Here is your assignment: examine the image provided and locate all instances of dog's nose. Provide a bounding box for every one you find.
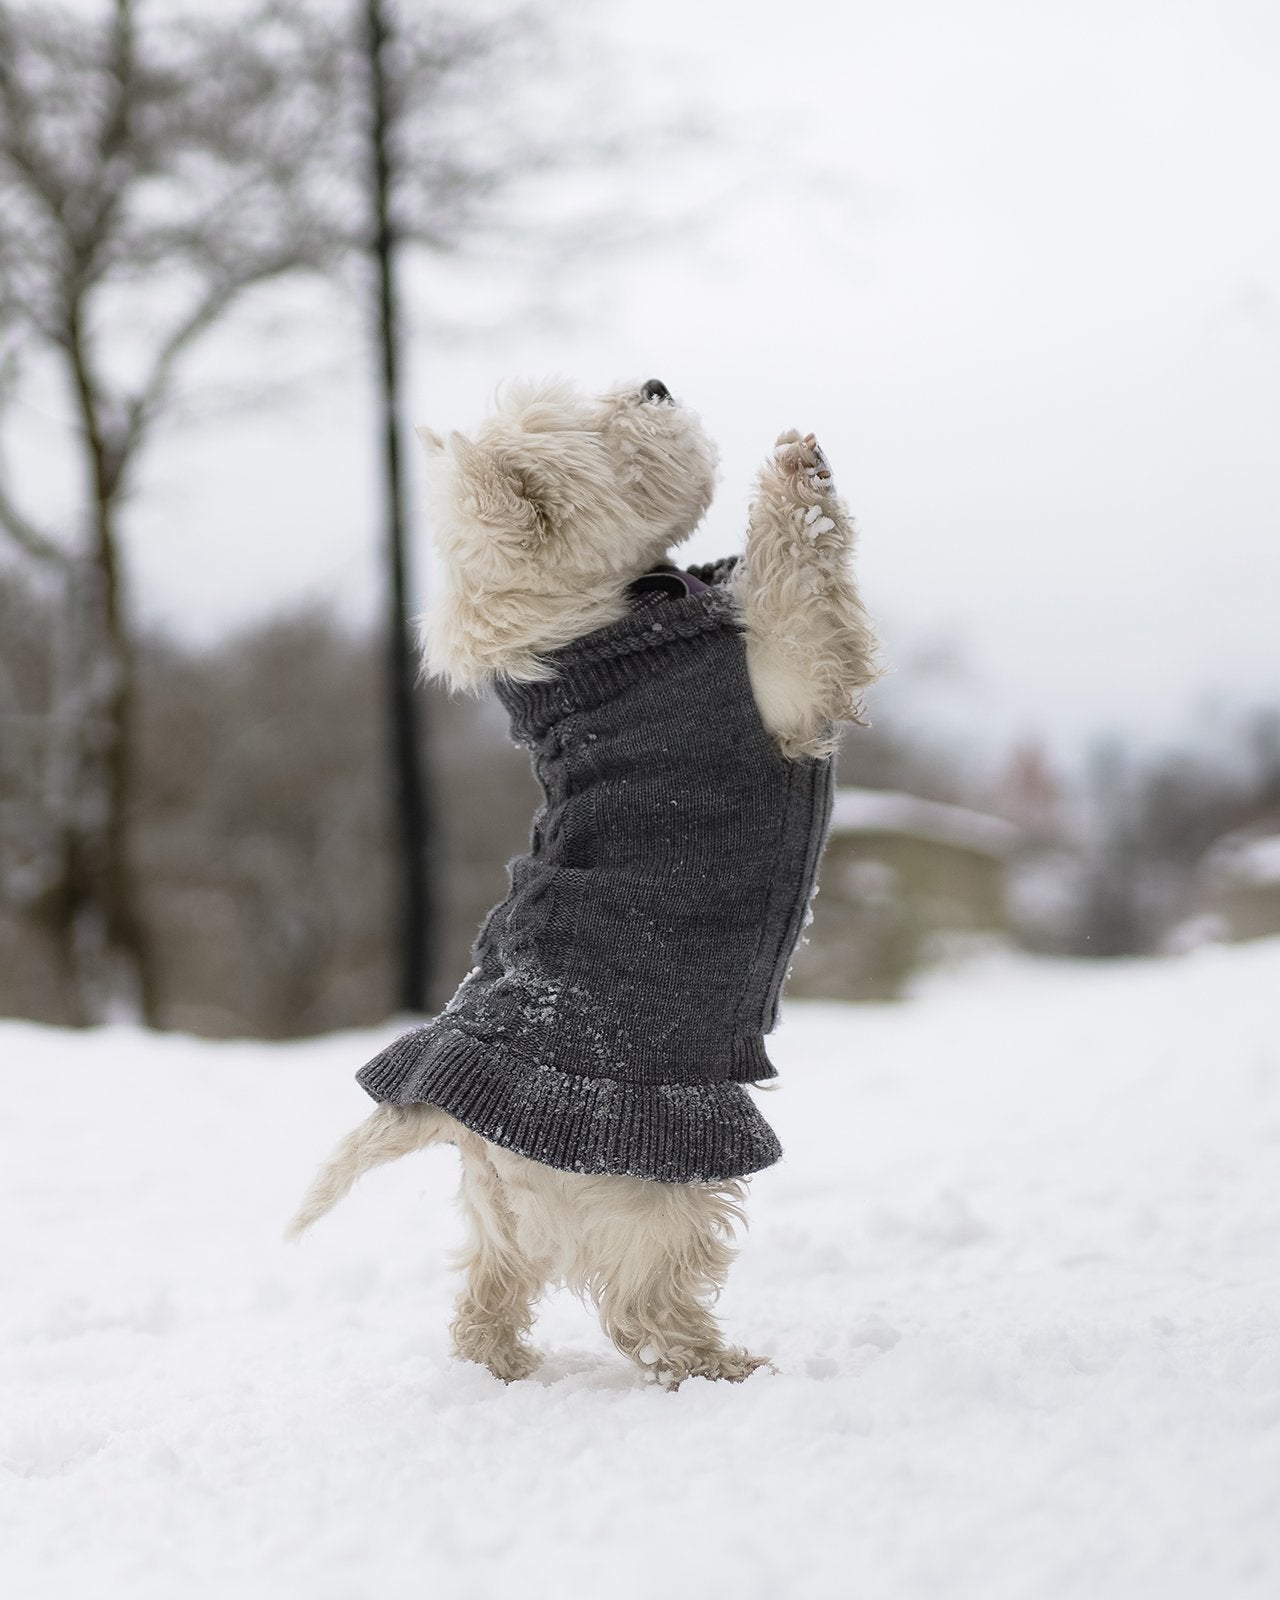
[641,379,672,403]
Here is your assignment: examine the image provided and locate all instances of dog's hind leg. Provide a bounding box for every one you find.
[450,1142,548,1382]
[582,1178,769,1389]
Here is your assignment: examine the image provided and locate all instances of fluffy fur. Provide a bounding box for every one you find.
[290,378,878,1387]
[737,430,878,759]
[417,378,719,691]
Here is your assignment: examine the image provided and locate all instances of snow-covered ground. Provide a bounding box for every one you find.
[3,942,1279,1600]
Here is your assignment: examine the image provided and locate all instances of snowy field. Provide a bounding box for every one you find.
[3,943,1279,1600]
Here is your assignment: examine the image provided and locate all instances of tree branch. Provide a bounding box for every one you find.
[0,463,66,566]
[118,248,330,465]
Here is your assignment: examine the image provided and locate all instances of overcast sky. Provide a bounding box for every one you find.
[12,0,1280,762]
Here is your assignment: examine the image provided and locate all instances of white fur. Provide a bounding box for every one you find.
[735,430,879,759]
[289,1104,762,1388]
[290,379,878,1385]
[418,379,719,691]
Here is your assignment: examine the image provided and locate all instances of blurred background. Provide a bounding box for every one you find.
[2,0,1278,1035]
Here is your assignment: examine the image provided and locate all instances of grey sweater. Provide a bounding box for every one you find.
[357,580,834,1182]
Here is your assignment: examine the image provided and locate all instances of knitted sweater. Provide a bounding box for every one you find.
[357,579,835,1182]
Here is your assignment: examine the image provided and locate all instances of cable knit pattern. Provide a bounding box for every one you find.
[357,583,835,1181]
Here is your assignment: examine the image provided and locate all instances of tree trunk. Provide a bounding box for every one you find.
[366,0,436,1013]
[42,540,154,1027]
[54,299,157,1024]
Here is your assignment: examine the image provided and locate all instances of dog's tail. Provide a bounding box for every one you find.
[286,1103,456,1240]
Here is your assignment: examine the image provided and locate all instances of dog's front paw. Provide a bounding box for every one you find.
[756,431,847,563]
[748,431,849,573]
[772,430,835,494]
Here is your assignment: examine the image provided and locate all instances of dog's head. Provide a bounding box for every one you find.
[418,378,719,687]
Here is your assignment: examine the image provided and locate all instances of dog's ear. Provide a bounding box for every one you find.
[447,432,548,547]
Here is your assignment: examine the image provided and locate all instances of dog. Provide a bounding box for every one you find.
[289,377,877,1387]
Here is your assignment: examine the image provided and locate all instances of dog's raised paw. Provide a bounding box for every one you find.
[772,431,835,491]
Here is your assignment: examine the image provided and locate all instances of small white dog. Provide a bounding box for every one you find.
[290,378,876,1387]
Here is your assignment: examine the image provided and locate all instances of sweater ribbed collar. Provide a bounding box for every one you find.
[494,584,740,735]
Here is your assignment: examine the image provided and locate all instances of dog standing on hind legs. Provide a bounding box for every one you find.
[289,378,878,1388]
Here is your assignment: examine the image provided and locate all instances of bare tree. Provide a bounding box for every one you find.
[364,0,433,1014]
[0,0,626,1025]
[0,0,347,1020]
[321,0,582,1012]
[1,0,705,1027]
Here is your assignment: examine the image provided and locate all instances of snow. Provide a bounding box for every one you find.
[830,785,1022,858]
[1206,830,1280,889]
[4,942,1280,1599]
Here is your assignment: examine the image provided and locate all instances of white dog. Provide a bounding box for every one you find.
[289,378,876,1387]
